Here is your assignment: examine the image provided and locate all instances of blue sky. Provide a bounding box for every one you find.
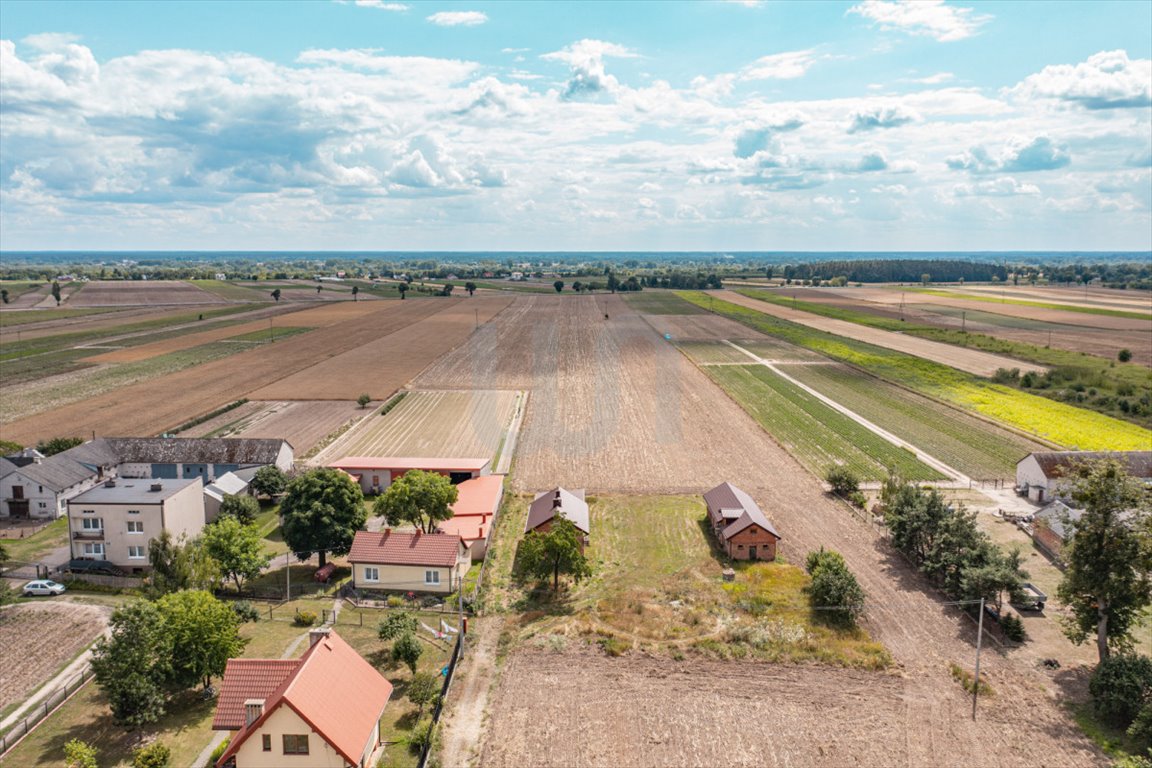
[1,0,1150,251]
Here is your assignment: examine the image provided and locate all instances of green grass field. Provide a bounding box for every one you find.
[703,364,943,481]
[623,291,709,315]
[0,307,125,327]
[679,292,1152,451]
[784,363,1047,479]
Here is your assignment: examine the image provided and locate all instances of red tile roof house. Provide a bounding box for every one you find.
[328,457,492,496]
[212,628,393,768]
[349,529,470,594]
[435,475,504,560]
[703,482,781,561]
[524,487,590,552]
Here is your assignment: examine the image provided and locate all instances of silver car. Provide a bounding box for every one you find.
[22,580,66,597]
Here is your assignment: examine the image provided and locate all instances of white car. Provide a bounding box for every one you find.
[22,580,66,597]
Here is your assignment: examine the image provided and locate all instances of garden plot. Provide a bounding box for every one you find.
[314,389,523,464]
[0,602,108,714]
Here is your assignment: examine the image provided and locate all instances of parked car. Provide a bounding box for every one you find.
[22,580,67,597]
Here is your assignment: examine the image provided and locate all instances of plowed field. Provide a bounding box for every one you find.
[429,294,1102,767]
[180,400,375,454]
[0,602,107,713]
[67,280,226,306]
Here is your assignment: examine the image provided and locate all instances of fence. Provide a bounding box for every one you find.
[56,571,144,590]
[417,631,463,768]
[0,668,93,755]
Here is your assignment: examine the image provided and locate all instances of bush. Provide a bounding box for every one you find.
[378,611,418,640]
[217,495,260,525]
[208,738,230,766]
[64,739,99,768]
[386,595,406,608]
[808,557,865,626]
[408,718,436,755]
[998,612,1026,642]
[1119,349,1133,363]
[232,600,260,623]
[1128,701,1152,753]
[804,547,846,576]
[848,491,868,510]
[132,742,171,768]
[293,610,318,627]
[825,466,859,497]
[1090,654,1152,726]
[392,631,423,673]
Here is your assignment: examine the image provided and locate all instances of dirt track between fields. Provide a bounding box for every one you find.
[427,294,1102,767]
[714,290,1048,376]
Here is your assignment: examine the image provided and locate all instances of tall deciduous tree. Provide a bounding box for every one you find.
[250,465,287,500]
[156,590,246,691]
[553,280,564,293]
[392,632,423,674]
[271,288,281,301]
[373,469,458,533]
[398,283,408,300]
[147,531,218,597]
[465,281,477,296]
[517,516,591,592]
[91,601,172,728]
[280,467,366,567]
[202,517,270,593]
[1057,459,1152,663]
[217,494,260,525]
[51,281,62,305]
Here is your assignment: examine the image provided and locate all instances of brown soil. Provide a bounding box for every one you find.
[0,602,107,712]
[183,400,376,455]
[67,280,227,307]
[715,290,1048,376]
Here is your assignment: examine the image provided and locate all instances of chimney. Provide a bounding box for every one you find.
[104,479,116,488]
[150,483,163,492]
[308,627,331,647]
[243,698,264,726]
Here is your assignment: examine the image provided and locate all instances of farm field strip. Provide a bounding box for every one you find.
[717,290,1046,376]
[314,389,523,464]
[0,298,451,444]
[65,280,228,307]
[181,400,378,454]
[702,357,944,482]
[78,316,317,363]
[908,286,1152,317]
[677,292,1152,451]
[622,291,709,315]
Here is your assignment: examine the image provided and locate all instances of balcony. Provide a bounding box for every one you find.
[72,529,105,540]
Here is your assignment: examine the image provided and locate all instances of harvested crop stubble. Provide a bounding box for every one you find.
[249,296,512,400]
[1,300,446,444]
[184,400,374,454]
[66,280,227,306]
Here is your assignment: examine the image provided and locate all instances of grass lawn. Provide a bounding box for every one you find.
[0,518,68,563]
[500,494,891,669]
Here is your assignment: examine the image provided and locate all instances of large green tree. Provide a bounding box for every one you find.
[36,436,84,456]
[250,465,287,499]
[373,470,458,533]
[217,494,260,525]
[1057,459,1152,663]
[517,516,591,592]
[91,601,172,728]
[202,517,270,593]
[280,467,367,567]
[147,531,218,597]
[156,590,246,691]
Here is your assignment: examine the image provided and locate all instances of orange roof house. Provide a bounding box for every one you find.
[438,475,504,559]
[213,628,393,768]
[349,530,470,594]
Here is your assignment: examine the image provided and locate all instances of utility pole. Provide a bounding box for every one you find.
[458,568,465,660]
[961,311,966,334]
[269,318,274,343]
[285,551,291,601]
[972,597,985,720]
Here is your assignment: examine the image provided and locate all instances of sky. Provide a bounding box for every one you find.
[1,0,1150,252]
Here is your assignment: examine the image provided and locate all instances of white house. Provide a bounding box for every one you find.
[1016,451,1152,503]
[1,441,119,520]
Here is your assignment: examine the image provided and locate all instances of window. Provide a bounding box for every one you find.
[262,734,271,752]
[364,567,379,582]
[424,570,440,586]
[81,518,103,531]
[38,502,47,509]
[82,543,105,557]
[127,509,140,515]
[127,521,144,534]
[128,546,145,559]
[283,734,309,755]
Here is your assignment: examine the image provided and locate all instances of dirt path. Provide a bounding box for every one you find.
[713,290,1048,376]
[438,617,502,768]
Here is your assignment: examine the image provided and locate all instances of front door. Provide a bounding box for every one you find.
[12,485,24,499]
[749,545,758,561]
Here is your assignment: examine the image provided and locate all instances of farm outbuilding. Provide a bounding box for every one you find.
[525,487,590,551]
[1016,450,1152,503]
[703,482,781,561]
[329,456,492,495]
[436,475,504,560]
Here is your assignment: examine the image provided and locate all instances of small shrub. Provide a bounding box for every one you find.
[132,742,171,768]
[64,740,99,768]
[825,466,859,497]
[386,595,406,608]
[408,718,436,755]
[949,662,994,697]
[293,610,318,627]
[208,738,230,766]
[597,633,629,657]
[232,600,260,623]
[848,491,868,510]
[998,613,1026,642]
[378,611,418,641]
[1090,654,1152,726]
[392,631,423,673]
[1118,349,1133,363]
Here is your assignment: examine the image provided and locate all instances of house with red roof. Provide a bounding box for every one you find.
[703,482,781,561]
[212,628,393,768]
[436,475,504,560]
[349,529,470,594]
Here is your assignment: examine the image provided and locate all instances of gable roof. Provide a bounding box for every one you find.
[216,630,393,767]
[212,659,299,730]
[723,507,782,540]
[525,487,589,534]
[451,475,504,518]
[349,530,463,567]
[57,438,120,469]
[703,482,781,540]
[0,458,16,479]
[331,456,490,472]
[12,457,99,492]
[1034,500,1080,541]
[205,471,249,500]
[1022,451,1152,480]
[106,437,289,465]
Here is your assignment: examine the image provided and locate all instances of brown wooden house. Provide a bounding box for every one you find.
[703,482,781,561]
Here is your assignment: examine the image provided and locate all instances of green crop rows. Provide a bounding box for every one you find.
[785,363,1047,479]
[704,363,943,482]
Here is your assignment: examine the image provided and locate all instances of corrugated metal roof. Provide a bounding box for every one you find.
[525,487,589,534]
[212,659,299,730]
[1023,451,1152,480]
[349,530,463,566]
[106,437,289,465]
[12,457,99,492]
[58,438,120,468]
[216,630,393,766]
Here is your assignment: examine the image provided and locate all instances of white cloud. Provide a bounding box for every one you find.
[541,39,638,100]
[741,49,820,81]
[720,0,765,7]
[1010,50,1152,110]
[297,49,478,84]
[501,47,530,54]
[953,177,1040,197]
[848,0,991,42]
[426,11,488,26]
[847,103,919,133]
[908,72,954,85]
[347,0,410,10]
[947,136,1071,174]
